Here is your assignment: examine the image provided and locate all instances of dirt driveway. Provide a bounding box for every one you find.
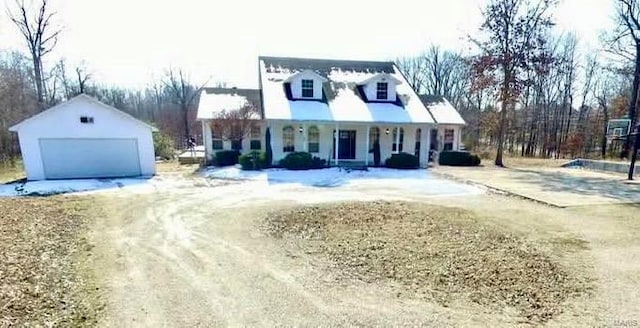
[88,168,640,327]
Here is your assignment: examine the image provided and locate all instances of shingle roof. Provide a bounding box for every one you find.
[260,56,395,76]
[258,56,435,124]
[196,87,263,120]
[419,94,466,125]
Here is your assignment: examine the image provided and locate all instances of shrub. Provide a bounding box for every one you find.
[239,151,268,170]
[215,150,240,166]
[153,132,176,160]
[385,152,419,169]
[280,152,326,170]
[438,151,481,166]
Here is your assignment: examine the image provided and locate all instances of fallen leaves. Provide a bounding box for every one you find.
[0,196,102,326]
[264,201,592,324]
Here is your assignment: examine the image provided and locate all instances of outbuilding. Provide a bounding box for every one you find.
[9,94,157,180]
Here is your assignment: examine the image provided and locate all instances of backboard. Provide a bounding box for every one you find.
[607,119,632,138]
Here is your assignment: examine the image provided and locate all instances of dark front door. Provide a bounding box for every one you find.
[334,130,356,159]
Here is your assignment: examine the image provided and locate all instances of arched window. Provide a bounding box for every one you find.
[308,126,320,153]
[415,128,422,157]
[369,127,380,151]
[392,127,404,152]
[283,126,295,152]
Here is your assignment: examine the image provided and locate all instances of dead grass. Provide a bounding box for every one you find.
[265,201,593,324]
[0,196,103,326]
[156,160,200,175]
[0,162,25,184]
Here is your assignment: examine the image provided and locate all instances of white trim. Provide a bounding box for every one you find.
[284,69,328,83]
[9,94,158,132]
[358,73,402,85]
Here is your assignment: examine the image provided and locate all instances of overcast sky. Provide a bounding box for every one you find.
[0,0,614,89]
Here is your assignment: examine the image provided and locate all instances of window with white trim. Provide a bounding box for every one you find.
[308,126,319,153]
[301,79,314,98]
[376,82,388,100]
[211,128,223,150]
[283,126,295,152]
[80,116,94,124]
[250,126,261,150]
[392,127,404,152]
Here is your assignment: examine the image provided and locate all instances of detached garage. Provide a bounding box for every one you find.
[9,94,157,180]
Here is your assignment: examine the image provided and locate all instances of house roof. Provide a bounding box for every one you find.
[258,56,435,124]
[196,87,262,120]
[419,95,466,125]
[9,94,158,132]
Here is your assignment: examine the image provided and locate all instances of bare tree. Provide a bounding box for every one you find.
[8,0,61,109]
[209,104,261,142]
[395,56,426,93]
[75,63,90,94]
[162,68,206,142]
[471,0,557,166]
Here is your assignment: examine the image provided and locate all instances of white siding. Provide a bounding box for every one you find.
[363,76,398,102]
[289,71,324,100]
[14,97,155,180]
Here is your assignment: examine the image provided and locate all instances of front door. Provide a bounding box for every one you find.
[334,130,356,159]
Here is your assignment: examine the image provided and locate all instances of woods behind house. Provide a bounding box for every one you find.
[2,0,640,166]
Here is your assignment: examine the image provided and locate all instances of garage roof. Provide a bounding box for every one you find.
[9,94,158,132]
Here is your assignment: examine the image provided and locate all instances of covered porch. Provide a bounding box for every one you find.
[267,121,436,168]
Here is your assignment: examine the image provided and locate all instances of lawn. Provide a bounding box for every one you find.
[0,196,102,326]
[265,201,593,324]
[0,161,25,183]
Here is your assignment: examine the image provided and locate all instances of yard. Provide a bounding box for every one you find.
[1,160,640,326]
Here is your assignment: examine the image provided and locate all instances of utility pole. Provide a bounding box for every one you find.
[629,123,640,180]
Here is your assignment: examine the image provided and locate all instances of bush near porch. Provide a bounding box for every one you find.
[215,150,241,166]
[239,151,269,171]
[439,151,481,167]
[385,153,419,169]
[280,152,326,170]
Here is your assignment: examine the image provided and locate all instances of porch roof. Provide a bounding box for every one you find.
[259,57,436,124]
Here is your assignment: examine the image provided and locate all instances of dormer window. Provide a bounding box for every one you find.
[301,79,314,97]
[376,82,388,100]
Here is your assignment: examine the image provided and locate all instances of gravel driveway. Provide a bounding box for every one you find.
[90,171,485,327]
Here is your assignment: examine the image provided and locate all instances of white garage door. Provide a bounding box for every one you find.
[39,138,142,179]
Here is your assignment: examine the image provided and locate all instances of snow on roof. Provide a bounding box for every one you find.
[258,57,435,124]
[419,95,466,125]
[197,88,262,120]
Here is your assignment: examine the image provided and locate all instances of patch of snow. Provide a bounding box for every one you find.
[426,98,466,125]
[197,93,251,120]
[202,167,484,197]
[0,178,153,197]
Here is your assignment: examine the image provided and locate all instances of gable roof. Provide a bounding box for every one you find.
[284,69,328,83]
[9,94,158,132]
[258,56,435,124]
[196,87,263,120]
[419,95,466,125]
[357,73,402,86]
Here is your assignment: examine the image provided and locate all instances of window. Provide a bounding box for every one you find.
[301,79,314,97]
[369,127,380,151]
[80,116,94,124]
[444,128,455,151]
[376,82,388,100]
[231,139,242,150]
[283,126,295,152]
[211,128,223,149]
[250,126,261,150]
[308,126,319,153]
[392,127,404,152]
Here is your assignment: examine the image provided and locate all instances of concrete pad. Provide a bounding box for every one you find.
[434,166,640,207]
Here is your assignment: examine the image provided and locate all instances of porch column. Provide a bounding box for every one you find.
[334,123,339,166]
[302,124,307,152]
[395,125,401,154]
[201,120,212,163]
[365,125,370,166]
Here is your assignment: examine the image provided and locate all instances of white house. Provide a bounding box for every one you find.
[9,94,157,180]
[197,56,465,167]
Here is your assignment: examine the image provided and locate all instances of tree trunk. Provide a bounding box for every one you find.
[32,54,44,109]
[495,68,509,167]
[625,45,640,157]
